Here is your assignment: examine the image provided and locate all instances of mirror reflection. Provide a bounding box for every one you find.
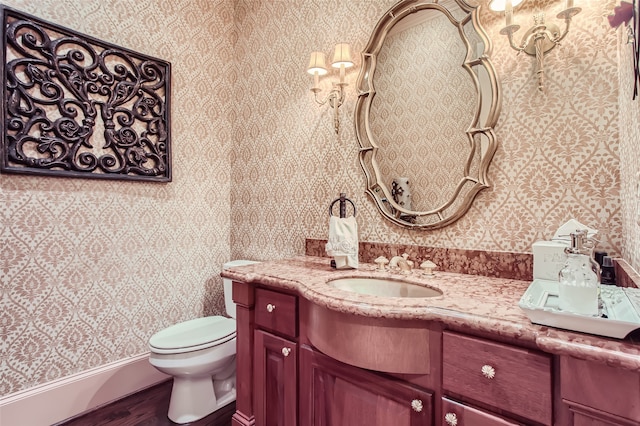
[355,0,501,229]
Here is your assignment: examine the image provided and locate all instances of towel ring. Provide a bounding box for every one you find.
[329,193,356,218]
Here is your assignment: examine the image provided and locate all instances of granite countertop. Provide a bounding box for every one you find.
[221,255,640,372]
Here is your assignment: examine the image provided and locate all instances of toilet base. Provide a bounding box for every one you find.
[147,316,239,424]
[168,374,236,424]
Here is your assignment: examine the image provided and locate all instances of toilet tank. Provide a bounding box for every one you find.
[222,260,260,319]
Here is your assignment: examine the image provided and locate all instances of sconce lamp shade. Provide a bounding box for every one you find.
[489,0,524,11]
[306,43,355,133]
[307,51,328,75]
[331,43,354,68]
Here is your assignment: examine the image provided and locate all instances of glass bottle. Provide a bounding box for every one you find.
[600,256,616,285]
[558,230,600,316]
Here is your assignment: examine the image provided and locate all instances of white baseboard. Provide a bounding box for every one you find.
[0,352,170,426]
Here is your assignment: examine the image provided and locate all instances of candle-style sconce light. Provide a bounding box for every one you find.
[490,0,581,91]
[307,43,354,133]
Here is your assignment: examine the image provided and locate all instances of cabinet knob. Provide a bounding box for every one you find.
[281,347,291,357]
[266,303,276,313]
[481,364,496,379]
[444,412,458,426]
[411,399,423,412]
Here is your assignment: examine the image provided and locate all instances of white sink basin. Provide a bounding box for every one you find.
[328,277,442,298]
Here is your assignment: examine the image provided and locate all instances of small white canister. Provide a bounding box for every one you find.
[392,177,412,211]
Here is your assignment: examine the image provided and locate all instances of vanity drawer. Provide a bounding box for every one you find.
[255,288,297,338]
[442,331,552,425]
[441,398,520,426]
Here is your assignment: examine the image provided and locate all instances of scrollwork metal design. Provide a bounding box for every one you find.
[1,6,171,181]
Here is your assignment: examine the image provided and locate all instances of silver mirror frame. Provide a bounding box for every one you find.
[354,0,502,230]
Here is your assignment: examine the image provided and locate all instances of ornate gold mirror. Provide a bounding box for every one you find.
[355,0,501,229]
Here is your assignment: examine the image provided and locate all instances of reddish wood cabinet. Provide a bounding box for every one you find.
[560,356,640,426]
[441,398,521,426]
[232,281,299,426]
[299,345,433,426]
[254,330,297,426]
[255,288,298,338]
[232,279,640,426]
[442,331,553,425]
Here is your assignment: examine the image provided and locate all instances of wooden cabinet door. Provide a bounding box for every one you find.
[560,357,640,426]
[254,329,297,426]
[299,345,432,426]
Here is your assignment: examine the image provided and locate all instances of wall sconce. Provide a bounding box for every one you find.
[490,0,581,91]
[307,43,354,133]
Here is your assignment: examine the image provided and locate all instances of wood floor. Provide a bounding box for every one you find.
[57,380,235,426]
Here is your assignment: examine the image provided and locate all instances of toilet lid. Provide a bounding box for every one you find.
[149,316,236,352]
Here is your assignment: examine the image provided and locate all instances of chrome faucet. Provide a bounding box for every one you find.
[389,253,413,273]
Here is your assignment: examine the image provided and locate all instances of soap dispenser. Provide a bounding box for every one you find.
[558,230,601,316]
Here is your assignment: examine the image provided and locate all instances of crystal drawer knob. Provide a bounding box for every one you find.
[481,364,496,379]
[445,412,458,426]
[266,303,275,313]
[411,399,423,412]
[281,347,291,357]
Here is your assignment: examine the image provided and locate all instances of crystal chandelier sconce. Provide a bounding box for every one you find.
[307,43,354,133]
[490,0,581,91]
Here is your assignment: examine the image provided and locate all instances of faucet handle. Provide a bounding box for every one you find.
[374,256,389,271]
[420,260,437,276]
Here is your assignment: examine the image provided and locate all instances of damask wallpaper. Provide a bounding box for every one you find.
[231,0,621,259]
[618,24,640,271]
[0,0,632,401]
[1,0,235,396]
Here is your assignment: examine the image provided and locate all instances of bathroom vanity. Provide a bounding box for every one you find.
[223,256,640,426]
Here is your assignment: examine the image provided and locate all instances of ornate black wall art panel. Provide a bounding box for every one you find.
[1,6,171,181]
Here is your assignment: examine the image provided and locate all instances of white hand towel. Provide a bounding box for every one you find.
[325,216,358,269]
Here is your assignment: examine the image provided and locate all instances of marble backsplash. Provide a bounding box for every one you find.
[305,239,638,288]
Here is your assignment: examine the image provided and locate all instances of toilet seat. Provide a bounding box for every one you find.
[149,316,236,354]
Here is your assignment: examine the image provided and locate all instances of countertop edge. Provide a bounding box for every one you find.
[222,259,640,372]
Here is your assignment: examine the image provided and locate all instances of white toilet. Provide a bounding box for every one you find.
[148,260,259,424]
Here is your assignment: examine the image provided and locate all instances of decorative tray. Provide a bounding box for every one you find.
[518,279,640,339]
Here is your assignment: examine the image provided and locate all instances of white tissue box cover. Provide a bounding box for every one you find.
[533,241,568,282]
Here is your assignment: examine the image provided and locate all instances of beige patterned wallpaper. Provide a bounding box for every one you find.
[0,0,630,399]
[618,25,640,271]
[1,0,234,396]
[232,0,621,260]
